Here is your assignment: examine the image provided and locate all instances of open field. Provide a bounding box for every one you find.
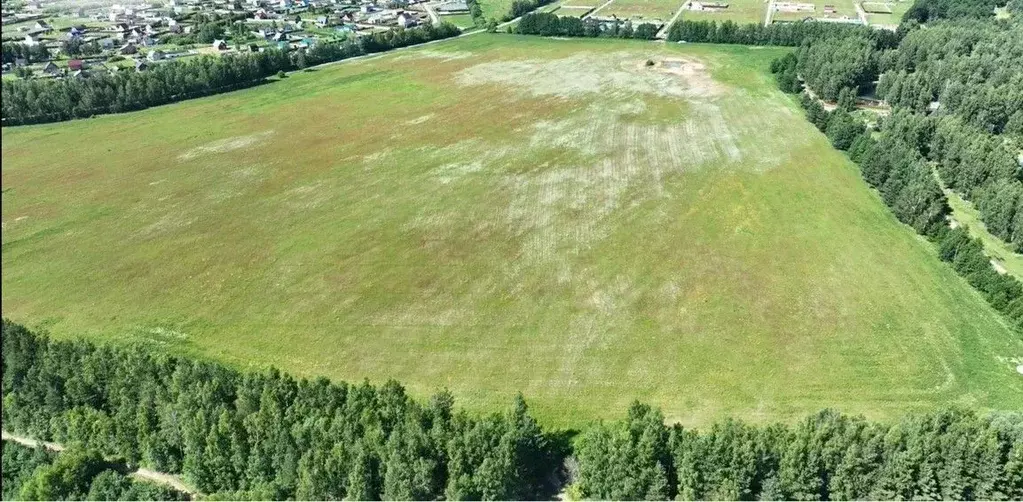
[440,13,478,28]
[862,0,910,25]
[681,0,768,24]
[3,35,1022,428]
[600,0,681,21]
[477,0,515,18]
[772,0,858,21]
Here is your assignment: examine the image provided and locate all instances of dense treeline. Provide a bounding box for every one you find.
[875,22,1023,247]
[516,12,659,39]
[903,0,1003,22]
[1,42,50,64]
[2,441,188,501]
[573,403,1023,500]
[0,321,562,499]
[1,23,460,126]
[6,321,1023,500]
[666,19,898,48]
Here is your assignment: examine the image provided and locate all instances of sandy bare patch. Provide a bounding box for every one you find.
[454,52,723,99]
[406,113,435,125]
[178,130,275,161]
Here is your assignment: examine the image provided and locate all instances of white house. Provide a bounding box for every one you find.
[396,12,417,27]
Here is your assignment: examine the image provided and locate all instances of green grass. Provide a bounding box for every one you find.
[441,13,479,28]
[682,0,768,24]
[3,35,1022,428]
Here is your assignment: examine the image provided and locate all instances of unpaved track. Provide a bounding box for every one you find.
[583,0,617,18]
[2,430,197,496]
[658,0,689,38]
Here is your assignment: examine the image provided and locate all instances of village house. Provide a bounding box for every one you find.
[148,49,166,60]
[67,59,84,71]
[33,20,52,32]
[689,1,729,10]
[42,61,60,75]
[396,11,417,27]
[434,0,468,13]
[135,59,149,71]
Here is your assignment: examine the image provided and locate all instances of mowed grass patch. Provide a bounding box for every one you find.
[682,0,768,24]
[3,36,1022,428]
[863,0,911,26]
[600,0,682,21]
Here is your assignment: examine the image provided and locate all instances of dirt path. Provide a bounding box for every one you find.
[2,431,65,452]
[583,0,617,18]
[855,2,869,25]
[2,430,197,496]
[764,0,775,25]
[658,1,689,38]
[424,2,442,25]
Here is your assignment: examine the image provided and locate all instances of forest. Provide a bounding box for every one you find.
[4,321,1022,500]
[0,23,460,126]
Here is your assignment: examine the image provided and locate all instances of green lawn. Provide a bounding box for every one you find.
[3,35,1021,428]
[944,189,1023,281]
[441,13,478,28]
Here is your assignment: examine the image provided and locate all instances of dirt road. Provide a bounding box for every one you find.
[2,430,197,496]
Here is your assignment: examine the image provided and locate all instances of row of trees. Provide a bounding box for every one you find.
[573,403,1023,500]
[3,442,189,501]
[1,42,51,64]
[665,19,899,48]
[515,13,659,39]
[1,23,460,126]
[506,0,557,21]
[1,321,563,500]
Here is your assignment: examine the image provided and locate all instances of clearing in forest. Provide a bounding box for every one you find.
[2,35,1021,427]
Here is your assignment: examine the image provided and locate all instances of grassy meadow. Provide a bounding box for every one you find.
[3,35,1022,428]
